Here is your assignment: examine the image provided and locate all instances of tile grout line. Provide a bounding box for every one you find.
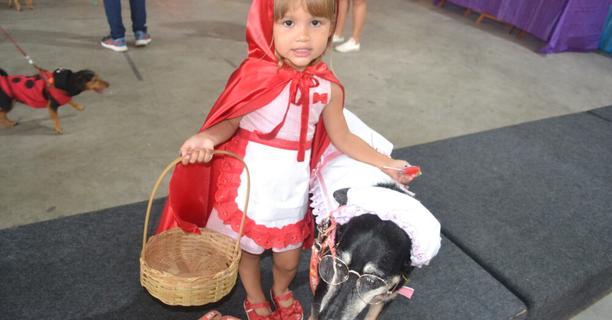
[122,51,143,81]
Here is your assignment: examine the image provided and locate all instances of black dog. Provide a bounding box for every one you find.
[311,185,416,320]
[308,110,441,320]
[0,67,109,134]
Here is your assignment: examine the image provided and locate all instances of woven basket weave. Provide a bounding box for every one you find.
[140,151,249,306]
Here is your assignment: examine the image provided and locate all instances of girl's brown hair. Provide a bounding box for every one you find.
[273,0,337,66]
[274,0,336,25]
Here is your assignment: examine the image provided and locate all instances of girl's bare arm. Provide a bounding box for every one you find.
[180,117,242,164]
[322,83,412,184]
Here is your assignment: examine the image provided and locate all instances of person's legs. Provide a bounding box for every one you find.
[333,0,349,42]
[335,0,364,52]
[129,0,148,33]
[351,0,367,43]
[103,0,125,39]
[129,0,151,46]
[271,247,301,307]
[240,250,273,316]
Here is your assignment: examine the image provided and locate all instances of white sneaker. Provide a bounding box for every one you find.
[332,34,345,44]
[334,38,360,53]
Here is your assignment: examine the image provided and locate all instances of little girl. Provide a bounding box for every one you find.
[156,0,411,319]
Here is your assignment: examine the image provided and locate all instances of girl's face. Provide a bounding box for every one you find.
[273,1,332,71]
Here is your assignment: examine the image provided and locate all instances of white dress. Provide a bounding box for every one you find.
[206,76,331,254]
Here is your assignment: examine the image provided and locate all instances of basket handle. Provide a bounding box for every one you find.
[141,150,250,256]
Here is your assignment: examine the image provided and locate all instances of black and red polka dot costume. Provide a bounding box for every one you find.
[0,68,72,109]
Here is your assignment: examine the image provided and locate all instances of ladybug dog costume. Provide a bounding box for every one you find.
[0,67,109,134]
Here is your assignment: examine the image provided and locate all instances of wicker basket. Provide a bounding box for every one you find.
[140,150,250,306]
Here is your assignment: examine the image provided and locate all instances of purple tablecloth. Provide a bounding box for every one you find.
[435,0,612,53]
[543,0,612,53]
[439,0,502,15]
[496,0,567,42]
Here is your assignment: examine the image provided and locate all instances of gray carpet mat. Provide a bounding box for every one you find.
[0,199,525,320]
[589,105,612,122]
[393,106,612,320]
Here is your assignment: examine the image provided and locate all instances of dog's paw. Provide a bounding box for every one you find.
[54,127,64,135]
[0,120,18,128]
[70,103,85,111]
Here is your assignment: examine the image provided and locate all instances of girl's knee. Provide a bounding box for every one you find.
[272,251,301,272]
[274,259,299,273]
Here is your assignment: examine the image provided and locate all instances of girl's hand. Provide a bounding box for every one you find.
[180,132,216,165]
[380,159,419,185]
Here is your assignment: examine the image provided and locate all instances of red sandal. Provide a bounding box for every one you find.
[198,310,241,320]
[199,310,222,320]
[243,299,281,320]
[270,289,303,320]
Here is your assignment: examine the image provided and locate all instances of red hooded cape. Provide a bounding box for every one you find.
[155,0,343,248]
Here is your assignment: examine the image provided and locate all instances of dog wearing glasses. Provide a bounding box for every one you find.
[308,110,441,320]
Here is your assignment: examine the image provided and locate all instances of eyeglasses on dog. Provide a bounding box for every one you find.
[318,255,398,304]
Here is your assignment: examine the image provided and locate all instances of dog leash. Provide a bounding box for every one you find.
[1,26,42,70]
[0,26,52,86]
[309,212,339,294]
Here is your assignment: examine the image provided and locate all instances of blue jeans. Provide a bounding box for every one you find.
[103,0,147,39]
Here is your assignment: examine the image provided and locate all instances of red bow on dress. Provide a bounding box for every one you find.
[256,69,321,161]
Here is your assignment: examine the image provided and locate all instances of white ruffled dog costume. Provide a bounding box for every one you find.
[309,109,441,267]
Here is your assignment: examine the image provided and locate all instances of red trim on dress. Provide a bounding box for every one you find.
[236,128,312,151]
[214,133,311,249]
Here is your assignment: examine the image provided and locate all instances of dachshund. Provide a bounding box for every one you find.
[0,68,109,134]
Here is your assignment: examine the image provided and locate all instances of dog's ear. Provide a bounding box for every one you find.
[70,70,96,95]
[73,70,95,83]
[333,188,350,205]
[52,68,73,91]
